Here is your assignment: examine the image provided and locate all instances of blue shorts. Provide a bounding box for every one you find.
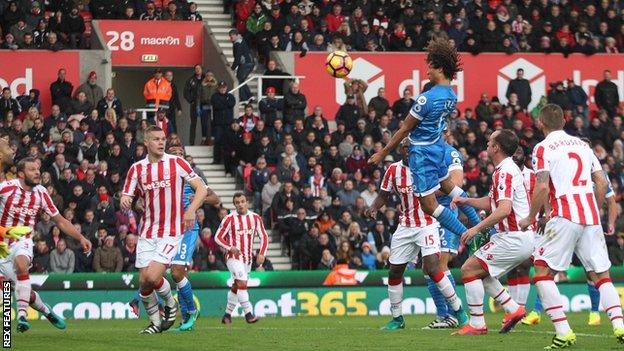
[172,227,199,266]
[408,139,449,196]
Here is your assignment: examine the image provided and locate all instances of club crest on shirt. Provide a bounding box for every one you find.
[417,96,427,105]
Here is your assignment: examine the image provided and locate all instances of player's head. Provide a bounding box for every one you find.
[167,144,185,157]
[144,126,166,157]
[425,38,462,83]
[487,129,518,159]
[17,157,41,187]
[233,192,248,214]
[512,146,526,168]
[399,137,410,163]
[538,104,565,132]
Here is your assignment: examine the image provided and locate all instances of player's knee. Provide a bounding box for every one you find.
[460,259,480,277]
[236,280,247,289]
[171,266,185,282]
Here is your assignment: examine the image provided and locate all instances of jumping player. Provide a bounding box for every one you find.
[424,133,467,329]
[368,138,468,331]
[368,38,481,240]
[0,157,92,332]
[215,193,268,324]
[452,130,532,336]
[518,104,624,348]
[121,126,208,334]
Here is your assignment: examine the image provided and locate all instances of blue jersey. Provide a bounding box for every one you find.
[436,144,464,207]
[408,85,457,145]
[182,183,200,232]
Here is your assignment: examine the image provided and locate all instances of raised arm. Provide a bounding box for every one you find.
[368,116,419,166]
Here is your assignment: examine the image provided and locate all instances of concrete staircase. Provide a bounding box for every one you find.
[185,146,292,270]
[195,0,260,102]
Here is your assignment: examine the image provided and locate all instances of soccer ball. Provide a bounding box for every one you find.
[325,51,353,78]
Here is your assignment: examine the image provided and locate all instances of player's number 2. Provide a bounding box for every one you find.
[568,152,588,187]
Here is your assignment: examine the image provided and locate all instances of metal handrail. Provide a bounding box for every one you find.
[229,74,306,103]
[135,108,157,120]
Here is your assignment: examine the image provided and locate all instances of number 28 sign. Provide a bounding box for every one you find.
[97,20,204,67]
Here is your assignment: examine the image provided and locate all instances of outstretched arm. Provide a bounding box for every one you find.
[368,117,420,165]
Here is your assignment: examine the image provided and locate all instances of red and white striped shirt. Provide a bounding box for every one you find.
[490,157,531,232]
[380,161,435,228]
[0,179,59,228]
[214,210,269,265]
[521,166,536,203]
[532,130,601,225]
[122,153,198,239]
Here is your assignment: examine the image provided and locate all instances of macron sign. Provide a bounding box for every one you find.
[295,53,624,119]
[97,20,203,67]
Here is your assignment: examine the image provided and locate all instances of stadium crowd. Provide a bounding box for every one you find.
[231,0,624,59]
[0,0,203,50]
[1,0,624,274]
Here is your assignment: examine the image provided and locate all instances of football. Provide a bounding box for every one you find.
[325,51,353,78]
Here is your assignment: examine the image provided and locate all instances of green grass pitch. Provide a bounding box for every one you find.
[10,313,622,350]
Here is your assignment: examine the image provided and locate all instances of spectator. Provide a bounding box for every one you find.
[238,104,260,132]
[164,70,182,133]
[336,94,362,131]
[317,249,336,270]
[223,120,242,176]
[345,145,367,175]
[230,29,255,102]
[298,225,320,269]
[63,6,85,48]
[143,68,172,111]
[162,2,182,20]
[283,82,307,127]
[69,91,91,116]
[595,70,620,117]
[186,2,203,21]
[197,71,218,144]
[392,88,415,120]
[211,81,236,164]
[548,81,572,110]
[120,233,137,272]
[50,68,73,112]
[49,238,75,273]
[261,172,281,215]
[337,179,359,209]
[259,87,283,126]
[31,240,50,273]
[183,64,204,144]
[96,88,123,119]
[505,68,532,110]
[0,87,21,119]
[325,4,345,32]
[139,2,161,20]
[205,250,227,271]
[360,242,376,270]
[93,236,123,272]
[566,80,588,119]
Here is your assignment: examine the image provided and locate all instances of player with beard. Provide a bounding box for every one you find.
[0,157,92,332]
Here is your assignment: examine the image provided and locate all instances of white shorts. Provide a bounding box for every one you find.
[227,258,251,281]
[0,238,34,282]
[389,223,440,265]
[474,231,535,278]
[135,235,183,269]
[533,216,611,273]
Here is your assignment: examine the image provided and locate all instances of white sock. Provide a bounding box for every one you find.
[516,282,530,306]
[597,279,624,329]
[237,288,253,314]
[29,291,50,315]
[507,283,518,305]
[155,278,176,308]
[432,205,445,217]
[16,275,31,319]
[432,272,462,311]
[176,276,189,290]
[140,291,161,327]
[388,280,403,318]
[535,278,571,336]
[226,288,238,314]
[483,276,519,313]
[448,186,464,198]
[464,278,486,328]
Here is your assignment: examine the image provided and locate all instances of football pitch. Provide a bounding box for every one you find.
[11,313,620,350]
